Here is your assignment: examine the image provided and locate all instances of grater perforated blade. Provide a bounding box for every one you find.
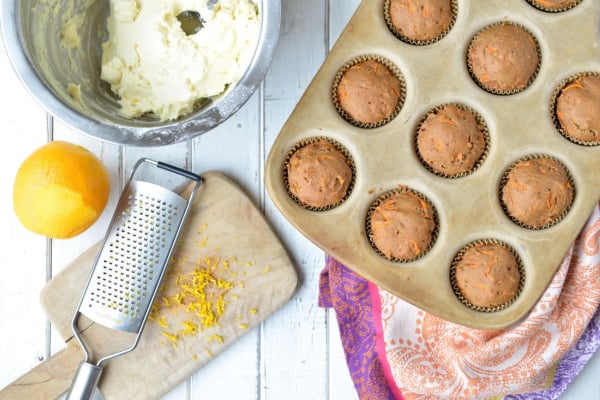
[66,158,202,400]
[80,180,187,333]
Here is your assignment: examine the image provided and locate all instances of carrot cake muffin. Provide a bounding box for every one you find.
[286,139,353,209]
[467,22,540,94]
[335,58,403,126]
[416,104,487,177]
[527,0,582,12]
[369,190,436,261]
[555,74,600,144]
[501,156,574,229]
[385,0,455,43]
[453,241,521,309]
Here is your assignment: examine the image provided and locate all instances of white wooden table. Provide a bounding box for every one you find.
[1,1,599,399]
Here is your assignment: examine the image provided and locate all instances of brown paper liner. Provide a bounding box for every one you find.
[365,186,439,262]
[499,153,576,230]
[282,136,356,212]
[526,0,583,13]
[466,21,541,96]
[414,103,490,178]
[551,71,600,146]
[383,0,458,46]
[450,238,525,313]
[331,54,406,129]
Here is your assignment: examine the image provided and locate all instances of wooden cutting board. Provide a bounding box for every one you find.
[1,171,298,400]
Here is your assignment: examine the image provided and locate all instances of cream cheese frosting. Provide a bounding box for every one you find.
[100,0,260,121]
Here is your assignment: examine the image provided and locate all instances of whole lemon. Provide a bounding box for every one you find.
[13,141,110,239]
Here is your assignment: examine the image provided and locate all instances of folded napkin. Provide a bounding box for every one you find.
[319,202,600,400]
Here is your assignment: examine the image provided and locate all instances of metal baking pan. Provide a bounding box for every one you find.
[266,0,600,329]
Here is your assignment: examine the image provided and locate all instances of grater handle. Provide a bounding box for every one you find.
[156,161,202,182]
[66,361,103,400]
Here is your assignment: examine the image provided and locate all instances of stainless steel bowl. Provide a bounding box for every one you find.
[1,0,280,146]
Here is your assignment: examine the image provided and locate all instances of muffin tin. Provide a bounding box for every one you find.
[265,0,600,329]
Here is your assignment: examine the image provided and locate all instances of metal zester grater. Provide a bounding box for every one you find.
[66,158,202,400]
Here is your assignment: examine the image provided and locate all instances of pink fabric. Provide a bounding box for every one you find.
[369,281,404,400]
[372,202,600,399]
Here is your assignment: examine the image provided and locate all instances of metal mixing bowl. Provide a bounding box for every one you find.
[1,0,280,146]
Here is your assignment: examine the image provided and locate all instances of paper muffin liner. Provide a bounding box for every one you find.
[365,186,439,263]
[526,0,583,13]
[466,21,542,96]
[331,54,406,129]
[450,238,525,313]
[550,71,600,146]
[383,0,458,46]
[499,153,576,230]
[414,103,490,179]
[282,136,356,212]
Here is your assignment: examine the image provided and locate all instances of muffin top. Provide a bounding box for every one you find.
[335,59,403,126]
[528,0,582,11]
[556,75,600,144]
[369,190,436,261]
[416,104,487,176]
[387,0,454,43]
[453,242,521,309]
[286,139,352,209]
[468,22,539,93]
[501,157,574,229]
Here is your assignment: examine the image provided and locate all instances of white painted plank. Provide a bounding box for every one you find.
[188,332,258,400]
[0,41,51,388]
[192,92,261,196]
[187,92,262,400]
[329,0,362,49]
[261,0,330,399]
[124,142,191,190]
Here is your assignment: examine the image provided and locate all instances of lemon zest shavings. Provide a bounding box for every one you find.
[160,331,179,348]
[149,223,268,353]
[208,334,224,344]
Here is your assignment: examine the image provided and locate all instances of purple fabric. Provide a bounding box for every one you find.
[320,255,600,400]
[319,257,397,400]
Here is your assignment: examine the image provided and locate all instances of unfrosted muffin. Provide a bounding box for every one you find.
[286,139,353,209]
[334,58,404,127]
[416,104,488,177]
[501,156,574,229]
[467,22,540,94]
[368,189,437,261]
[453,241,522,310]
[385,0,455,44]
[555,74,600,144]
[527,0,582,12]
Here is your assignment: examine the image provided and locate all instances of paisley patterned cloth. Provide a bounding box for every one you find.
[319,202,600,399]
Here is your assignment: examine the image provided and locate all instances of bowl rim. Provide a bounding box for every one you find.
[0,0,281,146]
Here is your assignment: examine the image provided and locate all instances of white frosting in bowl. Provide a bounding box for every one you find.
[101,0,260,121]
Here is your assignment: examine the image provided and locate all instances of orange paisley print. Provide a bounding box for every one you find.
[582,214,600,256]
[377,203,600,399]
